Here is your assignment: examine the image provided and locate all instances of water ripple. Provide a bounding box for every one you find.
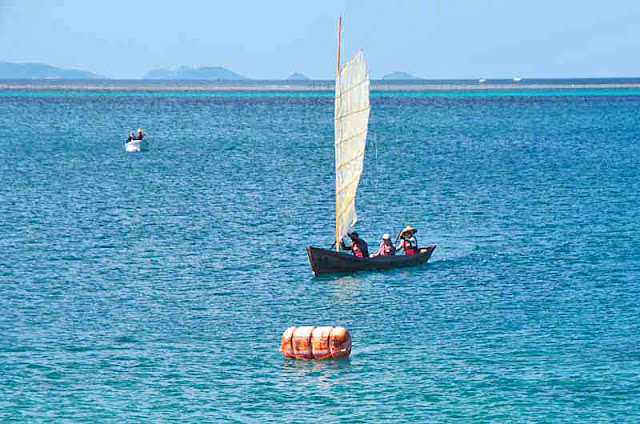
[0,93,639,422]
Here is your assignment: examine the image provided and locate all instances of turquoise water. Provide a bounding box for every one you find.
[3,88,640,98]
[1,90,639,422]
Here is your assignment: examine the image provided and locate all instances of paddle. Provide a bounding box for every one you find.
[394,230,403,246]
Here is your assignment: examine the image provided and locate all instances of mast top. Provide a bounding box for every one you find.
[336,16,342,78]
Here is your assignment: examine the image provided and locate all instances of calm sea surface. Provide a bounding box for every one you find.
[1,88,639,422]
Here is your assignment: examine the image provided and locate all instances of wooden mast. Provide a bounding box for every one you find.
[335,15,342,252]
[336,16,342,77]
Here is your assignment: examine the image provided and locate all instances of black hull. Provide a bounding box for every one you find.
[307,245,436,275]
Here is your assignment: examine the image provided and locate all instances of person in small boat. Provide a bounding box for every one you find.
[373,233,396,257]
[127,131,135,142]
[396,226,419,255]
[340,232,369,258]
[134,128,144,140]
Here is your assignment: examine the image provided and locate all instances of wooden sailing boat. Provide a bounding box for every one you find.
[306,17,436,275]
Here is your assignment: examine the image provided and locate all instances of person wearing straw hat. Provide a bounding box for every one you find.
[372,233,396,257]
[396,226,419,255]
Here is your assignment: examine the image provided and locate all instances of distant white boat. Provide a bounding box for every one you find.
[125,139,149,152]
[478,78,487,84]
[513,77,522,82]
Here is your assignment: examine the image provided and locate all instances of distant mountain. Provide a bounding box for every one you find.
[0,62,101,79]
[143,66,248,80]
[382,71,422,81]
[287,72,310,81]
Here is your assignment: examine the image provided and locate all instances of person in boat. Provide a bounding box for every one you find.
[340,232,369,258]
[134,128,144,140]
[127,131,134,142]
[396,226,419,255]
[372,233,396,257]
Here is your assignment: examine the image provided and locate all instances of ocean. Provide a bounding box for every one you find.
[1,82,639,422]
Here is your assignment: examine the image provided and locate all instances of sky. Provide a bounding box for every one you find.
[1,0,639,79]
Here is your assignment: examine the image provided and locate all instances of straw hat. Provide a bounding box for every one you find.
[400,226,417,236]
[137,128,142,133]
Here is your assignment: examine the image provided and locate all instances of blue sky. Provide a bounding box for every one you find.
[1,0,639,79]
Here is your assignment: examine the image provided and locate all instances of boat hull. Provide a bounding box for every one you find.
[307,245,436,275]
[125,139,149,152]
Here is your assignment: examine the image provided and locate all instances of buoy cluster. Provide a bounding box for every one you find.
[281,326,351,360]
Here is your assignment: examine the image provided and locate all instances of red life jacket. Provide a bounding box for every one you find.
[352,243,364,257]
[402,238,418,255]
[381,242,394,256]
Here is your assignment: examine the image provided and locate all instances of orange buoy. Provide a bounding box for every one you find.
[281,326,352,359]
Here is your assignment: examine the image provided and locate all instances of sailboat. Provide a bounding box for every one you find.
[306,18,436,275]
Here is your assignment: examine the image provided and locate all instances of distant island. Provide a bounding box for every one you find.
[0,61,101,79]
[287,72,310,81]
[382,71,422,80]
[143,66,248,81]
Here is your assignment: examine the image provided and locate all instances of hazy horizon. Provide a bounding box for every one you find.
[1,0,639,80]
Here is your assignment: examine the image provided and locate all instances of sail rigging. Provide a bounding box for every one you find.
[334,49,370,250]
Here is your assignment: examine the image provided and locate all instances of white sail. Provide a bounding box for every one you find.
[335,50,370,247]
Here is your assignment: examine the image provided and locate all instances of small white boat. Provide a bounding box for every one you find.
[513,77,522,82]
[125,139,149,152]
[478,78,487,84]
